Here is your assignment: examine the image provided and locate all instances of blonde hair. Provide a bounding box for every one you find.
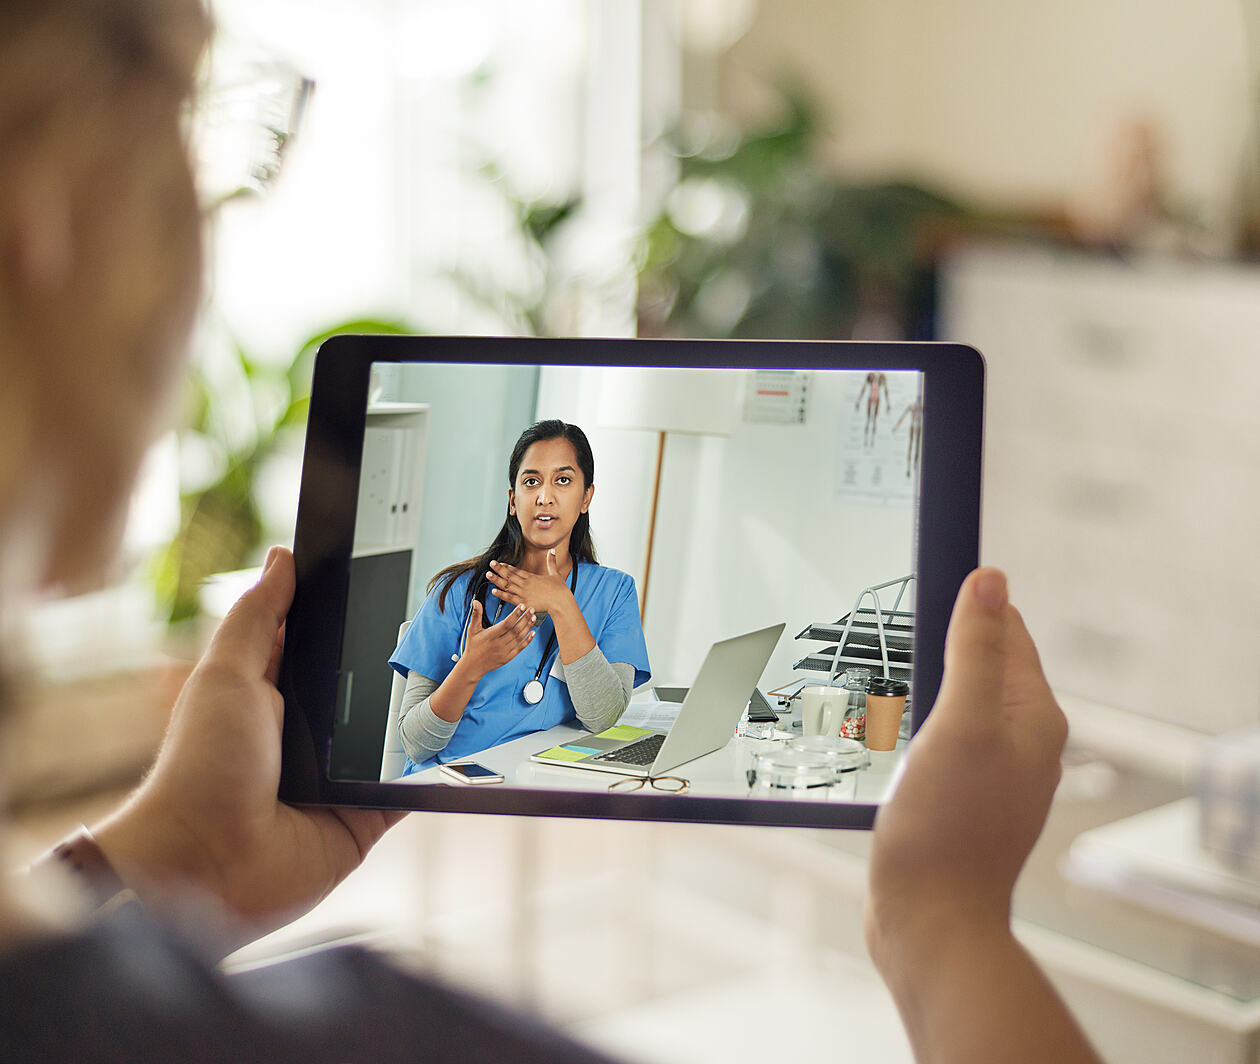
[0,0,207,154]
[0,0,210,588]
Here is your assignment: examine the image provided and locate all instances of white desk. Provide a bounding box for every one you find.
[399,711,904,804]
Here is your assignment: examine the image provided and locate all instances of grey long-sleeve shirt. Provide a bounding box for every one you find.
[397,645,635,765]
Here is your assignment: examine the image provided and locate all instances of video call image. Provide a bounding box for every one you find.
[331,360,923,805]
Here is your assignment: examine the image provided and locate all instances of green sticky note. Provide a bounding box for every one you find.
[600,725,655,741]
[539,745,591,762]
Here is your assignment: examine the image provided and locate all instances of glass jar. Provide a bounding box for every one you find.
[838,667,871,741]
[746,748,838,800]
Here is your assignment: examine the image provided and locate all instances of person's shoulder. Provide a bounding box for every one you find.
[581,562,638,599]
[441,566,476,594]
[582,561,632,584]
[0,910,241,1060]
[424,566,474,614]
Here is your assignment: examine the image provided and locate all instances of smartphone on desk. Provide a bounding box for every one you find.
[438,762,505,785]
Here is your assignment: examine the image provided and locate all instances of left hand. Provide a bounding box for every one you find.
[486,551,573,615]
[865,568,1066,963]
[93,547,404,945]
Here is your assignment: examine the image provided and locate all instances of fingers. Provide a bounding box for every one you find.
[1003,606,1047,702]
[493,603,535,636]
[490,605,535,658]
[468,603,535,667]
[485,562,517,598]
[207,547,296,678]
[485,575,522,607]
[327,807,407,864]
[264,623,285,686]
[935,567,1010,730]
[938,570,1067,759]
[1003,605,1068,756]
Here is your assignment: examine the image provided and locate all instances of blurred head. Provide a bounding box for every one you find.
[0,0,209,597]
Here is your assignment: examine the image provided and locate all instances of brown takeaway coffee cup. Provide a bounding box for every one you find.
[864,677,909,751]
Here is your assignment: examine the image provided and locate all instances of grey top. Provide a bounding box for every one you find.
[398,645,635,765]
[0,904,623,1064]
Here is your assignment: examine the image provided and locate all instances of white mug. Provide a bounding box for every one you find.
[800,685,846,738]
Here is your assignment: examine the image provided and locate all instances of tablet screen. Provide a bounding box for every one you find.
[280,337,982,829]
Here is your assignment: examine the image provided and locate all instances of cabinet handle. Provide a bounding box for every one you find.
[339,670,354,726]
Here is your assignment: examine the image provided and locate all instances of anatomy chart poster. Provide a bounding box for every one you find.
[835,370,921,505]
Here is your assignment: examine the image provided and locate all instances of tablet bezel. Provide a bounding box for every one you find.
[279,335,984,829]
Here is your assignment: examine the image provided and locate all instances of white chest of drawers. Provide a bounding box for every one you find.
[942,243,1260,733]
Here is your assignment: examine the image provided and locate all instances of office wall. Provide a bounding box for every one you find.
[536,366,917,687]
[387,364,541,609]
[712,0,1250,237]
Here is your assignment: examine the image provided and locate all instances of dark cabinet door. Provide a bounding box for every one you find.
[330,549,411,781]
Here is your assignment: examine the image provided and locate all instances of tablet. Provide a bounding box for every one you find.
[279,336,983,829]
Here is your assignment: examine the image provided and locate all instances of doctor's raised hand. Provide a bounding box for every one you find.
[487,550,575,617]
[461,599,537,674]
[864,568,1103,1064]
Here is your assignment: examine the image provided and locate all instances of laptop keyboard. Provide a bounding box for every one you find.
[593,733,665,766]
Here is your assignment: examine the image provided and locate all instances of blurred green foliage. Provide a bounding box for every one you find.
[636,92,967,341]
[445,160,581,338]
[152,318,411,623]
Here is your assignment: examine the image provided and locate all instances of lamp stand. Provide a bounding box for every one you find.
[640,429,666,618]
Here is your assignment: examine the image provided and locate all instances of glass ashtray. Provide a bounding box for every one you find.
[788,735,870,775]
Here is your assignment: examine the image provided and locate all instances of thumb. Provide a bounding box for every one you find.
[547,549,558,576]
[206,546,296,676]
[470,598,485,629]
[935,567,1010,729]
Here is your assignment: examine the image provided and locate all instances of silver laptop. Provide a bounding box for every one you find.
[530,623,785,777]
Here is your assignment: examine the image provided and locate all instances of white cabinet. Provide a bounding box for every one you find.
[941,244,1260,733]
[352,402,429,564]
[333,401,429,779]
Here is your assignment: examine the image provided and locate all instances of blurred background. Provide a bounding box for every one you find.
[13,2,1260,1062]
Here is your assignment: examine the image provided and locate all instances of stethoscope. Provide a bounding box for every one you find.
[454,561,579,705]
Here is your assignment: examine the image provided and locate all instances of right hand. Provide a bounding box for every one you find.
[864,567,1067,968]
[462,598,536,675]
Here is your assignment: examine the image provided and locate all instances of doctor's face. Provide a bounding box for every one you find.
[508,437,593,555]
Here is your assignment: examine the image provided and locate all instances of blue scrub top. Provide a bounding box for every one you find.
[389,561,651,773]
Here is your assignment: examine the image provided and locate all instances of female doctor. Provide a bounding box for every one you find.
[389,420,651,774]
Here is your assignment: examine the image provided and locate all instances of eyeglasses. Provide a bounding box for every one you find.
[186,35,314,212]
[607,776,690,795]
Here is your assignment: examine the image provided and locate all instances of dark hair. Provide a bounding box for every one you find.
[429,420,598,613]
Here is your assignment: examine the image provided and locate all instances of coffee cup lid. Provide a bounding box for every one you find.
[866,676,909,696]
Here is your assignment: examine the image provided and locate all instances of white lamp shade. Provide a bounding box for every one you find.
[596,367,741,436]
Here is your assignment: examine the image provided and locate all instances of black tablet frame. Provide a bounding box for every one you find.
[279,335,984,829]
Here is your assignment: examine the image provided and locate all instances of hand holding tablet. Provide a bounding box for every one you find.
[92,547,402,946]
